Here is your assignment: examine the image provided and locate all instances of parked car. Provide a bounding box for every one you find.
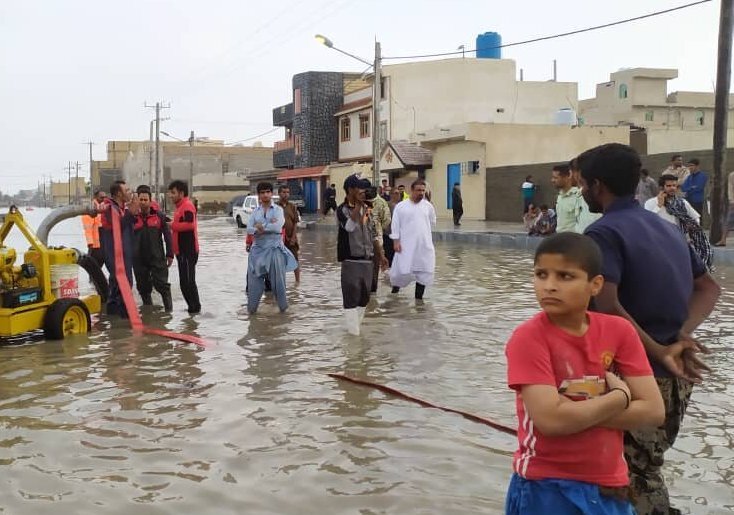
[227,194,246,217]
[232,194,280,228]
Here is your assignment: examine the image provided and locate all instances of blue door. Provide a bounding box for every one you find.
[304,179,318,212]
[447,163,461,209]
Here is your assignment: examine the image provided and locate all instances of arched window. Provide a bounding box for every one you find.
[619,84,628,99]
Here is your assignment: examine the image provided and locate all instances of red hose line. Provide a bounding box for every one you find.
[110,207,210,348]
[328,373,517,436]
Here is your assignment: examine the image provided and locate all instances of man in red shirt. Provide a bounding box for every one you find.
[168,180,201,314]
[504,232,664,514]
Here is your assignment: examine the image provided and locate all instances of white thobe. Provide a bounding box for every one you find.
[389,199,436,287]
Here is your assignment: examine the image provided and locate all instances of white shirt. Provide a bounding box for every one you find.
[389,198,436,287]
[643,197,700,226]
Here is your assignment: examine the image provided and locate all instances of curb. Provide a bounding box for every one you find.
[306,221,734,266]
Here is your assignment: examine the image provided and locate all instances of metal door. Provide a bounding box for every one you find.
[447,163,461,209]
[304,179,318,212]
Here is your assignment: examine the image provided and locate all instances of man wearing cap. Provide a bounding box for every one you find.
[337,175,385,335]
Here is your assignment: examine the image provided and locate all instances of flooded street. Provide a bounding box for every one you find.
[1,209,733,514]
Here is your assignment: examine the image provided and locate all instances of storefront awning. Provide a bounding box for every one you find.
[277,166,328,181]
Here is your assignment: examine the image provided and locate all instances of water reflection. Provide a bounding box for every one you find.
[0,211,731,513]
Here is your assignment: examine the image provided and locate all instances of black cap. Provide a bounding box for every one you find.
[343,174,371,191]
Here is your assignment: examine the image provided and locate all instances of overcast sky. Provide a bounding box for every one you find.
[0,0,723,193]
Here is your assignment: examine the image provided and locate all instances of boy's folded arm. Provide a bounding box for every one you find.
[598,375,665,430]
[521,384,627,437]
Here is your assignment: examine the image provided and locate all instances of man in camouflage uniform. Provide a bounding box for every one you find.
[367,187,391,293]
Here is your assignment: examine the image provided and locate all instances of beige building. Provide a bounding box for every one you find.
[416,123,630,220]
[93,139,273,208]
[50,178,87,207]
[338,57,579,163]
[579,68,734,154]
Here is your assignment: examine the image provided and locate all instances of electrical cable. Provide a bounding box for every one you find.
[383,0,712,61]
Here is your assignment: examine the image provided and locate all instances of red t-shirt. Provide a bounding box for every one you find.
[505,311,652,487]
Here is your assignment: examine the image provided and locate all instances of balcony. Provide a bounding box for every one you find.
[273,103,294,126]
[273,147,295,169]
[274,138,294,152]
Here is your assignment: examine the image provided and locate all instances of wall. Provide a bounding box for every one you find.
[292,72,345,168]
[382,58,577,141]
[424,141,485,219]
[646,128,734,154]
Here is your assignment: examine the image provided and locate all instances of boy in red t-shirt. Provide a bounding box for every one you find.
[504,232,664,515]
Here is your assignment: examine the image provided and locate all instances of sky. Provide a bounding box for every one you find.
[0,0,724,193]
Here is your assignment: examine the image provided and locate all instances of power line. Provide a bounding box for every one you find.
[383,0,713,61]
[225,127,281,146]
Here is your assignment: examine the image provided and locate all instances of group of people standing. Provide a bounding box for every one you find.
[82,179,201,318]
[337,174,436,335]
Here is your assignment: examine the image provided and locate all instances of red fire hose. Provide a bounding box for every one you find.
[328,373,517,436]
[110,206,210,348]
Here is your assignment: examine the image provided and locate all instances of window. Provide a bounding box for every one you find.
[379,121,388,148]
[380,78,387,100]
[359,113,370,138]
[294,134,302,155]
[645,111,654,122]
[294,88,302,114]
[695,110,705,126]
[619,84,628,99]
[340,117,351,142]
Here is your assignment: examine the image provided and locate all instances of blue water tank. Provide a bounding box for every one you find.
[476,32,502,59]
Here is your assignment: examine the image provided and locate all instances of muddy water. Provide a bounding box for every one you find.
[0,209,732,514]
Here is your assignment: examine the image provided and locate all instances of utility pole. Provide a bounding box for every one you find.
[75,161,81,204]
[83,141,95,198]
[710,0,733,243]
[66,161,74,205]
[372,40,382,186]
[144,101,171,202]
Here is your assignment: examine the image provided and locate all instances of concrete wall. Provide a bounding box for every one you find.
[338,108,372,161]
[646,128,734,154]
[382,58,578,141]
[425,141,485,220]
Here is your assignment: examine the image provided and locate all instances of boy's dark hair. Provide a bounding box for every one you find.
[277,184,289,193]
[168,179,188,196]
[535,232,603,278]
[577,143,641,197]
[110,180,126,198]
[136,185,152,197]
[688,158,700,166]
[257,182,273,193]
[539,204,549,210]
[552,164,571,176]
[640,168,649,177]
[659,174,678,187]
[525,175,533,181]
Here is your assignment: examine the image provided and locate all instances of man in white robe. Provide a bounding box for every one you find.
[389,179,436,299]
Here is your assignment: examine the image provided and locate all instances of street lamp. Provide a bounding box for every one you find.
[315,34,381,186]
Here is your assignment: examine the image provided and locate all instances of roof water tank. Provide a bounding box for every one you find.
[476,32,501,59]
[554,108,577,126]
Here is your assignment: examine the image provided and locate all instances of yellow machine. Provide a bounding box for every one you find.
[0,206,101,340]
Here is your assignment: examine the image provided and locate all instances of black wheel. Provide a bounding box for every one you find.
[77,253,109,304]
[236,215,245,228]
[43,298,91,340]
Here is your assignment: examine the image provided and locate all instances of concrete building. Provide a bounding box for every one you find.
[579,68,734,154]
[93,139,273,211]
[416,123,630,221]
[50,178,87,207]
[336,57,579,165]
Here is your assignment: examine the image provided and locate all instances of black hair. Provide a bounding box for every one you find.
[535,232,603,278]
[659,174,678,187]
[257,182,273,193]
[93,188,104,197]
[671,154,682,161]
[398,184,405,189]
[277,184,289,193]
[136,185,152,197]
[110,180,126,198]
[688,158,700,166]
[640,168,649,177]
[168,179,188,196]
[454,182,460,186]
[577,143,641,197]
[525,175,533,181]
[411,179,426,189]
[539,204,549,210]
[568,158,578,172]
[552,164,571,176]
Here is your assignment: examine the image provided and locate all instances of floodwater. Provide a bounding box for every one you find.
[0,208,733,514]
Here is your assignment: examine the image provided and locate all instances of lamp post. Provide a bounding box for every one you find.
[315,34,381,187]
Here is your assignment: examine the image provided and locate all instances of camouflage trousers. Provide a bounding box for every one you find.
[624,377,693,515]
